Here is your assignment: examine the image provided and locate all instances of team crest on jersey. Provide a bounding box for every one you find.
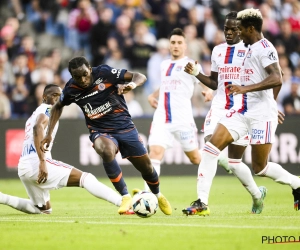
[98,83,105,91]
[176,66,182,71]
[237,50,245,57]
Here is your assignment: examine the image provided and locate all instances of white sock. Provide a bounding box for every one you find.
[0,192,41,214]
[228,158,261,200]
[197,142,220,204]
[80,172,122,206]
[256,162,300,189]
[144,159,161,190]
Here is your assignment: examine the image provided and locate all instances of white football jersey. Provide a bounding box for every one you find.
[19,103,58,162]
[153,56,201,124]
[239,38,279,120]
[211,41,247,111]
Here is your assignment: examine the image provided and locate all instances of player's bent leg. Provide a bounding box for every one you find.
[0,192,43,214]
[184,148,201,165]
[252,186,267,214]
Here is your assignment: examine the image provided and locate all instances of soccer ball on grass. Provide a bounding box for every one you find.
[132,191,158,218]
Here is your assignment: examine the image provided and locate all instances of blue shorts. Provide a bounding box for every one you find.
[89,128,147,158]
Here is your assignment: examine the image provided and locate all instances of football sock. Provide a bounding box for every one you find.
[103,159,128,196]
[228,158,261,200]
[0,193,41,214]
[144,159,161,190]
[197,142,220,204]
[80,172,122,206]
[256,162,300,189]
[142,168,159,195]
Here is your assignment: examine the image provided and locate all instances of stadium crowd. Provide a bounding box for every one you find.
[0,0,299,119]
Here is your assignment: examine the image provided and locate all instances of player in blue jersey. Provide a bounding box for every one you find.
[0,84,132,214]
[41,57,172,215]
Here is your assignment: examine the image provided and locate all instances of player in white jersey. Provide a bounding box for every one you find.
[139,28,213,191]
[0,84,132,214]
[183,8,300,214]
[182,11,267,216]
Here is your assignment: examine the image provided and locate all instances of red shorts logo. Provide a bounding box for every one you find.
[6,129,25,169]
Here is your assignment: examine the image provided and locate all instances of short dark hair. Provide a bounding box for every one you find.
[169,28,185,39]
[68,56,90,74]
[43,84,59,95]
[225,11,237,20]
[237,9,263,33]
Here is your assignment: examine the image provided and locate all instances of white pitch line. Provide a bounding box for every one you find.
[0,218,299,230]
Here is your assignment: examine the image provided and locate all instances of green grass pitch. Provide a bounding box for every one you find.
[1,176,300,250]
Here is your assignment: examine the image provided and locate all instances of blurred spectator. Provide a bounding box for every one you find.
[275,19,300,70]
[146,38,170,94]
[201,7,218,47]
[277,66,292,112]
[48,48,64,74]
[11,73,29,118]
[183,24,210,63]
[18,35,37,72]
[124,21,156,74]
[287,1,300,37]
[212,0,237,29]
[156,0,188,39]
[0,80,11,119]
[124,90,144,118]
[25,0,46,33]
[0,25,21,60]
[260,2,280,40]
[0,51,15,93]
[108,14,133,54]
[30,55,54,85]
[67,0,98,60]
[104,49,130,70]
[282,77,300,115]
[12,53,32,89]
[90,7,114,66]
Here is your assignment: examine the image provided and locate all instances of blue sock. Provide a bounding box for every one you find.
[103,159,128,196]
[142,169,159,194]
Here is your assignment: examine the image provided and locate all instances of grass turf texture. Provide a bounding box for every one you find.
[1,176,300,250]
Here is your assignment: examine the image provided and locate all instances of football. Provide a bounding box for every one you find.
[132,191,158,218]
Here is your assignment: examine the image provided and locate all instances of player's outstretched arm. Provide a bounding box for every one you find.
[40,100,64,153]
[118,71,147,95]
[33,113,49,184]
[184,61,218,90]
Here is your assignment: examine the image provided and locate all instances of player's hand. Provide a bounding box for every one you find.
[225,84,248,95]
[117,83,136,95]
[202,89,214,102]
[278,110,285,124]
[148,93,158,108]
[40,135,52,153]
[37,160,48,184]
[184,61,200,76]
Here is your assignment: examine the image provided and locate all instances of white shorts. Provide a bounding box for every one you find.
[18,157,73,207]
[204,108,250,147]
[148,122,199,151]
[219,110,278,145]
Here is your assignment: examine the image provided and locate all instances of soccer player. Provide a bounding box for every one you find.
[144,28,213,190]
[40,57,172,215]
[183,8,300,214]
[0,84,129,214]
[182,11,267,216]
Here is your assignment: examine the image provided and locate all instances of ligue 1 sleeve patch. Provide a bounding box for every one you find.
[45,107,51,117]
[267,51,277,61]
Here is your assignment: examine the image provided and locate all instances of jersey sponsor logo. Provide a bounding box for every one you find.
[252,129,265,140]
[75,91,98,101]
[267,51,277,61]
[83,101,112,119]
[45,107,51,117]
[218,66,241,81]
[237,50,245,57]
[98,83,105,91]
